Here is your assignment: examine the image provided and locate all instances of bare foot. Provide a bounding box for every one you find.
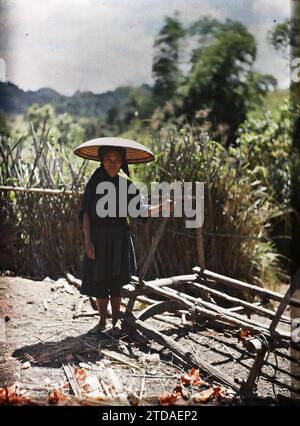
[98,321,107,331]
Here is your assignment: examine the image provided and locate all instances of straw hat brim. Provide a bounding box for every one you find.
[73,137,154,164]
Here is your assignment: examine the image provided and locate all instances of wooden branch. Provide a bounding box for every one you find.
[123,314,240,392]
[193,267,300,308]
[0,185,83,195]
[137,300,180,321]
[240,349,267,395]
[134,295,158,305]
[187,281,291,323]
[145,274,198,288]
[165,286,290,340]
[139,217,169,281]
[73,311,98,319]
[101,350,142,371]
[65,272,81,289]
[196,226,205,270]
[269,267,300,333]
[61,359,81,397]
[64,272,97,311]
[141,280,290,340]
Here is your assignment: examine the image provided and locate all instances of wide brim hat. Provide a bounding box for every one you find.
[73,137,154,164]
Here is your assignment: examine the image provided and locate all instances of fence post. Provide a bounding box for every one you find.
[196,226,205,271]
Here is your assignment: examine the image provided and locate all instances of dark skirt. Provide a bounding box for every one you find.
[80,223,137,298]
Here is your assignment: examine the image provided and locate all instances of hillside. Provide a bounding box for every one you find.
[0,81,152,118]
[250,88,289,119]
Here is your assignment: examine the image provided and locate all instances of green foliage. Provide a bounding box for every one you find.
[27,103,55,132]
[237,99,291,206]
[133,124,286,287]
[53,113,85,148]
[153,15,185,102]
[267,19,291,57]
[0,109,10,137]
[249,89,289,120]
[26,103,85,149]
[0,81,151,122]
[188,16,223,63]
[180,19,277,144]
[0,15,291,284]
[106,86,155,133]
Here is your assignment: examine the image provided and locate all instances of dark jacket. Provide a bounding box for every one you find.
[79,167,150,295]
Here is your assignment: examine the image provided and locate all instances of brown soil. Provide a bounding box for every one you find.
[0,275,299,406]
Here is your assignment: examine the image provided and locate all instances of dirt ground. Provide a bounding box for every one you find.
[0,275,299,406]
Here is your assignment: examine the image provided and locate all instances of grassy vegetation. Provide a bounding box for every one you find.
[249,88,289,120]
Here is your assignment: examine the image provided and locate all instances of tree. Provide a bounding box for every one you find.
[27,103,54,133]
[179,20,277,145]
[268,17,300,275]
[0,109,9,137]
[188,16,223,64]
[152,15,185,103]
[267,19,291,58]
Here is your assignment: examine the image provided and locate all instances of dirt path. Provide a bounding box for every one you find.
[0,275,299,405]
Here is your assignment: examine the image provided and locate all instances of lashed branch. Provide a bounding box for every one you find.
[193,267,300,308]
[123,313,240,392]
[186,281,291,324]
[140,279,290,340]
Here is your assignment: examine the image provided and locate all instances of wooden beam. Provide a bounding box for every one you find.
[139,217,169,282]
[123,314,240,392]
[64,272,97,311]
[196,226,205,270]
[240,350,267,396]
[144,274,198,288]
[137,300,180,321]
[0,185,82,195]
[142,280,290,340]
[269,267,300,333]
[193,267,300,307]
[187,281,291,323]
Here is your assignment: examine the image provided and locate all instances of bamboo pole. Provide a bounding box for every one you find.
[0,185,82,195]
[269,267,300,333]
[186,281,291,323]
[123,314,240,392]
[141,280,290,340]
[64,271,157,307]
[164,286,291,339]
[138,217,169,281]
[193,266,300,308]
[162,286,272,332]
[196,227,205,271]
[144,274,198,288]
[64,272,97,310]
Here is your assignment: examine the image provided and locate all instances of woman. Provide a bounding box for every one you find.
[79,145,173,334]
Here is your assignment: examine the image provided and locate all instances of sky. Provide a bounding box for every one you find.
[0,0,291,96]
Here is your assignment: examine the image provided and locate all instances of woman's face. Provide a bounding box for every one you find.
[103,150,123,177]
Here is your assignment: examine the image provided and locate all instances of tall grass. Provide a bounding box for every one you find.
[0,122,86,277]
[132,124,287,288]
[0,117,288,289]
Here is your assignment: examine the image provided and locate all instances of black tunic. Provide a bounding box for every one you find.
[79,167,150,297]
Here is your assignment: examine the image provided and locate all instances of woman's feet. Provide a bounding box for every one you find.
[97,320,107,331]
[110,318,122,339]
[88,320,107,334]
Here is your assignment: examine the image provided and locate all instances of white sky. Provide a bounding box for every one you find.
[0,0,290,95]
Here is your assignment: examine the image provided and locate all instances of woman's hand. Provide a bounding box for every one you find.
[147,198,176,217]
[85,239,95,260]
[162,198,176,213]
[82,212,95,259]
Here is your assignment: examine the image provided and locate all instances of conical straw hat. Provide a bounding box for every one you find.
[73,137,154,164]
